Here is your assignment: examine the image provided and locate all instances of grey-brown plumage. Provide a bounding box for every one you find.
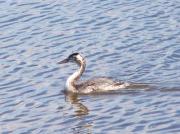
[76,77,130,93]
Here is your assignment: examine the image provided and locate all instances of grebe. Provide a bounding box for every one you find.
[58,53,133,94]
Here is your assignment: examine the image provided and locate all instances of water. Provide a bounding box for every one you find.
[0,0,180,133]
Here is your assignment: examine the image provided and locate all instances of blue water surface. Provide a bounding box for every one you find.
[0,0,180,134]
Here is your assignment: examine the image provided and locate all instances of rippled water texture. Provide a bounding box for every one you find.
[0,0,180,133]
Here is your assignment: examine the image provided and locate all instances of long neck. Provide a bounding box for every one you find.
[66,60,86,92]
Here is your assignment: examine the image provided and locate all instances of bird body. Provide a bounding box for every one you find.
[58,53,147,94]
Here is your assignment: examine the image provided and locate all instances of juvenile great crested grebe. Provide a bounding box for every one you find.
[58,53,148,94]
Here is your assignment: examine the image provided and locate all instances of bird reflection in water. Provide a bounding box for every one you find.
[64,92,92,134]
[65,92,89,116]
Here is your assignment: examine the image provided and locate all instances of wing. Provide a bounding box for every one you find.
[76,77,124,93]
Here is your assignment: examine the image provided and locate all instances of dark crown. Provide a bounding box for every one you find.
[67,53,80,60]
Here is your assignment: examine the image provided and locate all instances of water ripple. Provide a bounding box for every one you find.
[0,0,180,133]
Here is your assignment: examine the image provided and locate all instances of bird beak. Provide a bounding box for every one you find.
[58,58,69,64]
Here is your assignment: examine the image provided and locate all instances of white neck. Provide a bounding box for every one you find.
[66,60,86,92]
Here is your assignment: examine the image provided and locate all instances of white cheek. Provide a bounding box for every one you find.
[76,55,83,62]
